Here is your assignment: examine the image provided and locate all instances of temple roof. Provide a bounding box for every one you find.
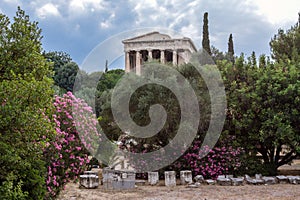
[122,32,172,43]
[122,31,197,52]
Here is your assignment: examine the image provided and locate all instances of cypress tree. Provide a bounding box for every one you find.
[105,59,108,72]
[251,51,257,67]
[228,33,235,63]
[202,12,211,55]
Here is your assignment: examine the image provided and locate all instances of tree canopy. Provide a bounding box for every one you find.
[0,7,55,199]
[270,13,300,62]
[219,53,300,175]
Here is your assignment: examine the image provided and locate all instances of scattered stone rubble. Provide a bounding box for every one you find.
[79,169,300,190]
[287,176,300,184]
[102,167,136,190]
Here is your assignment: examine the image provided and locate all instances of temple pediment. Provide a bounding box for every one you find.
[122,32,172,43]
[123,31,197,75]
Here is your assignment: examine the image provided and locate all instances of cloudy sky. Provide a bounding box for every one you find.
[1,0,299,71]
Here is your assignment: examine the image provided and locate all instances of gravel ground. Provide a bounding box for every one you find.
[58,160,300,200]
[57,182,300,200]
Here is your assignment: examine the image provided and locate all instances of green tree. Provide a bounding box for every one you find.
[249,51,257,67]
[227,33,235,63]
[220,55,300,175]
[0,7,54,199]
[270,13,300,62]
[43,51,72,74]
[54,61,79,92]
[43,51,77,93]
[105,60,108,72]
[96,63,211,153]
[96,69,124,93]
[202,12,211,55]
[211,46,226,63]
[95,69,124,117]
[0,9,51,81]
[259,54,267,68]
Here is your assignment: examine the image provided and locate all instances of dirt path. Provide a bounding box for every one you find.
[58,160,300,200]
[58,182,300,200]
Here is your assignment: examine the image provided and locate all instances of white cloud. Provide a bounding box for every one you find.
[180,23,201,48]
[251,0,300,25]
[2,0,298,65]
[3,0,21,5]
[100,21,109,29]
[69,0,105,14]
[36,3,60,19]
[99,12,115,29]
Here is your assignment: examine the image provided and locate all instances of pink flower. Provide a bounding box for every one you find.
[75,146,82,151]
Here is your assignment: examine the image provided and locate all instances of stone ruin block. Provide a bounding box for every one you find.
[180,170,193,185]
[187,182,201,188]
[216,175,231,186]
[205,179,216,185]
[148,172,159,186]
[217,175,226,178]
[276,175,288,184]
[286,176,300,184]
[102,167,136,190]
[194,175,205,183]
[245,174,264,185]
[84,171,98,176]
[89,169,103,185]
[230,177,244,186]
[262,176,276,185]
[225,174,234,178]
[164,171,176,187]
[79,173,99,189]
[255,174,262,180]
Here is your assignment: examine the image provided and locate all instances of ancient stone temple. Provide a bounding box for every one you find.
[122,32,197,74]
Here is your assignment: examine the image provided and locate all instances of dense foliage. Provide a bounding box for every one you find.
[97,64,211,152]
[0,8,54,199]
[220,53,300,175]
[270,13,300,62]
[44,51,78,92]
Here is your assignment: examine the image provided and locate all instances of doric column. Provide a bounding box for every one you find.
[136,51,141,75]
[173,50,177,66]
[148,49,152,60]
[160,50,165,64]
[125,51,130,72]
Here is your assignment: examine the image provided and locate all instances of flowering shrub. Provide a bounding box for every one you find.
[120,137,242,180]
[172,140,242,179]
[44,92,100,198]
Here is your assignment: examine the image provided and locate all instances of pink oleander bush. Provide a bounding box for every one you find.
[172,140,242,179]
[44,92,100,199]
[121,138,242,180]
